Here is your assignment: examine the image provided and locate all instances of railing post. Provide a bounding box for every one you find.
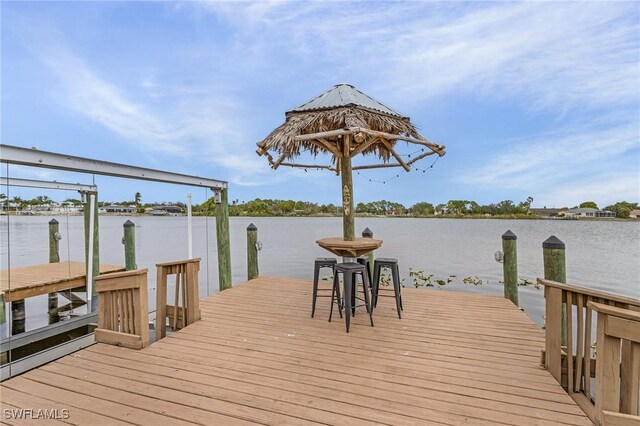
[123,220,136,271]
[247,223,259,280]
[48,218,61,324]
[362,227,374,277]
[502,230,518,306]
[215,188,232,291]
[543,236,567,346]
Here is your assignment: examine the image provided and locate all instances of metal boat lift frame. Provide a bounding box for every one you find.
[0,144,230,380]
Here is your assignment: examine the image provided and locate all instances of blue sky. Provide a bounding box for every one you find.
[2,1,639,208]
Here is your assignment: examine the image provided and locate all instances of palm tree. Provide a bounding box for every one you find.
[134,192,142,205]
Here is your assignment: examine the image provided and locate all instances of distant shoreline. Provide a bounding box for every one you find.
[1,211,636,221]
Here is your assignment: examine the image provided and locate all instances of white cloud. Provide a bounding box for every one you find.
[28,39,288,186]
[543,172,640,207]
[457,120,639,205]
[195,2,638,113]
[36,47,188,155]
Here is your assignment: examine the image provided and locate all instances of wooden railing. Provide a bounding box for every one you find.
[589,302,640,425]
[539,278,640,424]
[155,258,201,340]
[95,269,150,350]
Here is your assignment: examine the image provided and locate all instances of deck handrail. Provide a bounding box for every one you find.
[538,279,640,307]
[589,302,640,425]
[539,278,640,424]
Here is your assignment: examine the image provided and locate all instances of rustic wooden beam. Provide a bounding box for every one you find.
[271,153,287,170]
[358,128,445,155]
[381,140,410,171]
[294,128,357,141]
[278,162,337,172]
[406,150,437,165]
[350,137,380,158]
[352,163,404,170]
[310,139,341,158]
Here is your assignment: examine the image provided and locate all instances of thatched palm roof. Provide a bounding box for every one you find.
[257,84,445,172]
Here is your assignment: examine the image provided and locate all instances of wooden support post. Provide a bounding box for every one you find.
[544,284,563,384]
[502,230,518,306]
[341,134,355,241]
[247,223,259,280]
[544,236,567,346]
[49,218,60,263]
[83,191,100,310]
[48,218,60,324]
[362,227,374,277]
[215,188,232,291]
[123,220,136,271]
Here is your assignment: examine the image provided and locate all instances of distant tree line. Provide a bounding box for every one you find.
[197,196,539,218]
[2,192,637,218]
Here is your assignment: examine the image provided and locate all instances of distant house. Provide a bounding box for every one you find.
[51,202,83,214]
[103,204,137,214]
[530,207,567,217]
[629,209,640,219]
[149,205,183,216]
[0,202,20,212]
[565,208,615,218]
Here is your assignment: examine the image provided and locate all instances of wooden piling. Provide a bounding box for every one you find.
[11,299,25,335]
[543,236,567,346]
[49,219,60,263]
[362,227,374,276]
[48,219,60,324]
[502,230,518,306]
[83,192,100,307]
[215,188,232,291]
[0,294,5,328]
[123,220,136,271]
[247,223,259,280]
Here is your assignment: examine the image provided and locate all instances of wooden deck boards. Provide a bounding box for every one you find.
[0,261,125,302]
[0,275,592,425]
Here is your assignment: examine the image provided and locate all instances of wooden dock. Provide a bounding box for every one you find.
[0,276,592,425]
[0,261,124,302]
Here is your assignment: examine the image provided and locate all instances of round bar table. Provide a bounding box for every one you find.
[315,237,382,259]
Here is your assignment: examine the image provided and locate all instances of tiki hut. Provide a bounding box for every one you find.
[257,84,446,241]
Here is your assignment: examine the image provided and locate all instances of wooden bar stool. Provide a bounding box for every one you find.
[330,262,373,333]
[372,258,403,319]
[155,258,201,340]
[311,257,337,318]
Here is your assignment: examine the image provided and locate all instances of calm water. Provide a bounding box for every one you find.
[1,215,638,335]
